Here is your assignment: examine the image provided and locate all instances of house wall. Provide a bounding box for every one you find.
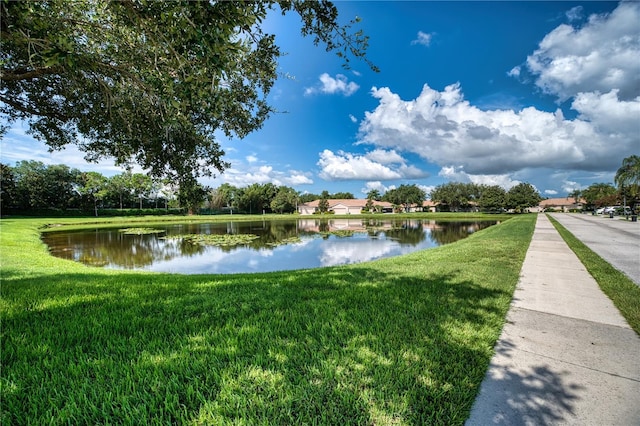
[331,204,361,215]
[298,205,316,215]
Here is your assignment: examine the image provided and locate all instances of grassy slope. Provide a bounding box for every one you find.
[547,215,640,333]
[1,215,534,425]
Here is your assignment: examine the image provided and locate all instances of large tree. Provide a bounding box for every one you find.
[1,0,375,190]
[77,171,108,216]
[430,182,476,212]
[0,163,17,212]
[270,186,298,214]
[12,160,80,209]
[478,185,506,212]
[505,183,542,212]
[383,184,426,212]
[581,183,618,208]
[615,155,640,209]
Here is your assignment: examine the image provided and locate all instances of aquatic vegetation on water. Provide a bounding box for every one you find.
[119,228,166,235]
[265,236,302,247]
[163,233,260,247]
[319,230,355,238]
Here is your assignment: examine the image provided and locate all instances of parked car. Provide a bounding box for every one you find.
[603,206,619,214]
[596,207,605,214]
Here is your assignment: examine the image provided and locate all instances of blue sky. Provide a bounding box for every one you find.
[1,1,638,198]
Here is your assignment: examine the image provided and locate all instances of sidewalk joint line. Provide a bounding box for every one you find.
[511,346,640,383]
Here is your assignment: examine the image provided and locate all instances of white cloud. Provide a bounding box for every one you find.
[507,66,521,78]
[214,160,313,188]
[304,73,359,96]
[318,149,401,181]
[438,165,520,190]
[287,172,314,185]
[418,184,436,198]
[526,2,640,101]
[0,126,140,176]
[411,31,433,46]
[365,148,405,165]
[571,89,640,135]
[349,114,358,123]
[358,82,637,177]
[361,181,393,196]
[246,154,258,163]
[565,6,583,22]
[317,149,428,181]
[544,189,559,195]
[561,180,582,193]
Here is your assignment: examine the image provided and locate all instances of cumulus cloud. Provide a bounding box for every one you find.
[438,165,521,190]
[526,2,640,101]
[220,163,313,187]
[361,181,393,196]
[317,149,428,181]
[571,89,640,135]
[411,31,433,46]
[357,81,638,180]
[561,180,582,193]
[305,73,359,96]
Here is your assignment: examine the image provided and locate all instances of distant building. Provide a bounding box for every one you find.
[536,197,586,212]
[406,200,437,213]
[297,199,394,215]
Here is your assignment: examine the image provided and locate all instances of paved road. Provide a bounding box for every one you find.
[548,213,640,286]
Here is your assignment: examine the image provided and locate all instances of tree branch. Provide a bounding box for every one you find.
[0,66,64,82]
[0,94,70,122]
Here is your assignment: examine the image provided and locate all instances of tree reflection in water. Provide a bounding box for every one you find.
[42,219,496,273]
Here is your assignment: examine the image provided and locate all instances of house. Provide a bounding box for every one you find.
[402,200,437,213]
[536,197,586,212]
[297,199,394,215]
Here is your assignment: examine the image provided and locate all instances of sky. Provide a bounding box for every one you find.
[1,1,639,199]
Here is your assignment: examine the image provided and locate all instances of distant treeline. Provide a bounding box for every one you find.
[0,161,359,217]
[1,161,178,216]
[13,160,635,217]
[1,161,551,217]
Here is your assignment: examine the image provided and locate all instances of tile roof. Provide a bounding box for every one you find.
[539,197,585,207]
[300,199,393,208]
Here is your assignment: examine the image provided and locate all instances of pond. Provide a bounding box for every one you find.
[42,218,498,274]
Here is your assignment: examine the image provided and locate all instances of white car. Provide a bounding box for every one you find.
[596,207,605,214]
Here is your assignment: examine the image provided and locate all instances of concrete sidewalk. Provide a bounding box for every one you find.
[466,214,640,425]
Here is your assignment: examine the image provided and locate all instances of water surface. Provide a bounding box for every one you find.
[42,218,497,274]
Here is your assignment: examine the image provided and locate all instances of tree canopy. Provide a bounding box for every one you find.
[615,155,640,207]
[430,182,479,212]
[382,184,426,212]
[1,0,375,189]
[505,183,542,212]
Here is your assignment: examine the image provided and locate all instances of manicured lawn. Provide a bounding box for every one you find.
[1,214,534,425]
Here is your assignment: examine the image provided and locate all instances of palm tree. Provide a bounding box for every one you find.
[615,155,640,212]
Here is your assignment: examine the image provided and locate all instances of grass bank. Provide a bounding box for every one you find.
[547,215,640,333]
[1,214,534,425]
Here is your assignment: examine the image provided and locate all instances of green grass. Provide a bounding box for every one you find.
[547,215,640,333]
[1,214,535,425]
